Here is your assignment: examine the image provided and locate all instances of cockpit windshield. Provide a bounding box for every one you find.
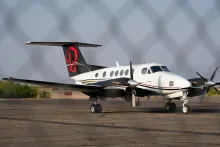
[161,66,170,72]
[149,66,171,73]
[150,66,163,73]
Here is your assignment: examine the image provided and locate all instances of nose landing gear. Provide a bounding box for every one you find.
[181,92,191,114]
[164,93,191,114]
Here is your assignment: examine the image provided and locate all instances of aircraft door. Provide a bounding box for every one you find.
[144,68,153,85]
[158,75,163,94]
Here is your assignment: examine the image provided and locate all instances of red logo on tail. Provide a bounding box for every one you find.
[65,46,79,73]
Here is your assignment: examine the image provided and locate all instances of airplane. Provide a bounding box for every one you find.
[2,41,220,114]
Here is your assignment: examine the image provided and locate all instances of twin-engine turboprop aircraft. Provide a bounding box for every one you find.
[2,41,220,114]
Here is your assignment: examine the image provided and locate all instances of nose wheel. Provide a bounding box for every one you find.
[181,92,191,114]
[182,104,190,114]
[165,102,177,112]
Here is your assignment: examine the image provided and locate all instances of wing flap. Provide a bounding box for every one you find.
[2,77,102,92]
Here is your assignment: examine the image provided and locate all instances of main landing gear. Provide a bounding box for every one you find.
[165,100,177,112]
[90,99,102,113]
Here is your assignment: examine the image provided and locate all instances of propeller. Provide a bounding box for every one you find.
[196,67,220,101]
[127,61,139,107]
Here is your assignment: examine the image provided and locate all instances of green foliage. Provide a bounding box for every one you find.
[207,87,220,96]
[39,90,51,98]
[0,81,15,98]
[0,81,51,99]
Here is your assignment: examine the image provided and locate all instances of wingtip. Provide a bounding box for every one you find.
[25,41,31,44]
[2,77,12,80]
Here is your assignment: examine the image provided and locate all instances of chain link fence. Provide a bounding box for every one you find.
[0,0,220,146]
[0,0,220,81]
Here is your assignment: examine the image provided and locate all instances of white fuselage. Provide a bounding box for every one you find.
[71,63,192,99]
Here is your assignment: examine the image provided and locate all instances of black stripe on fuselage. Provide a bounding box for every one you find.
[80,79,108,82]
[138,84,190,91]
[103,84,190,91]
[78,79,191,91]
[79,79,190,90]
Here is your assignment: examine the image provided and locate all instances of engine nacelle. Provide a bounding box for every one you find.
[124,87,132,93]
[127,79,138,88]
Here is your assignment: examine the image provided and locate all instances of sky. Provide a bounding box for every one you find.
[0,0,220,82]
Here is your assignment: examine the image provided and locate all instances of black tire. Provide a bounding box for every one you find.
[170,102,176,112]
[96,104,102,113]
[90,104,97,113]
[182,104,190,114]
[165,103,171,112]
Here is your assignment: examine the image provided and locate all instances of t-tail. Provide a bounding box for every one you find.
[25,41,102,77]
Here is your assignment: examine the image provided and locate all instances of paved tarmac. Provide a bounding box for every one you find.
[0,97,220,147]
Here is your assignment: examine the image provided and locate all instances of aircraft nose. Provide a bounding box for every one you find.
[181,78,192,88]
[163,72,192,89]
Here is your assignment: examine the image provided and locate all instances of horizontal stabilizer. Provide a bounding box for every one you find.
[25,41,102,47]
[2,77,102,92]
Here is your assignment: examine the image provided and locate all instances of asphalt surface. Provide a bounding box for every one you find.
[0,97,220,147]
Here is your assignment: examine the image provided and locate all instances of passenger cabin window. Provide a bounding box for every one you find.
[110,71,114,77]
[142,68,147,74]
[115,70,119,76]
[95,73,98,77]
[125,69,129,76]
[120,70,124,76]
[103,71,106,77]
[161,66,170,72]
[150,66,163,73]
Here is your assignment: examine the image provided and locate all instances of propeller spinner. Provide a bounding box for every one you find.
[196,67,220,101]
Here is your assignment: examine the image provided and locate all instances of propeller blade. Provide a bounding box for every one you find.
[213,87,220,94]
[214,81,220,85]
[210,67,218,81]
[132,90,136,107]
[129,61,136,107]
[130,61,133,80]
[200,87,208,102]
[196,72,207,82]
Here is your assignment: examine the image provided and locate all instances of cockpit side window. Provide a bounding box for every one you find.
[147,69,151,74]
[150,66,163,73]
[161,66,170,72]
[141,68,148,75]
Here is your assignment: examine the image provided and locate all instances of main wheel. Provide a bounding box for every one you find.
[96,104,102,113]
[170,102,176,112]
[165,103,171,112]
[90,104,97,113]
[182,104,191,114]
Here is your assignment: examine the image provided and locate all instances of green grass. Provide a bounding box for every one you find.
[0,81,51,99]
[206,87,220,96]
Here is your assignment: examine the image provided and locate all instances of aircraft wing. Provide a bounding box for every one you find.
[2,77,102,92]
[2,77,158,97]
[86,77,159,96]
